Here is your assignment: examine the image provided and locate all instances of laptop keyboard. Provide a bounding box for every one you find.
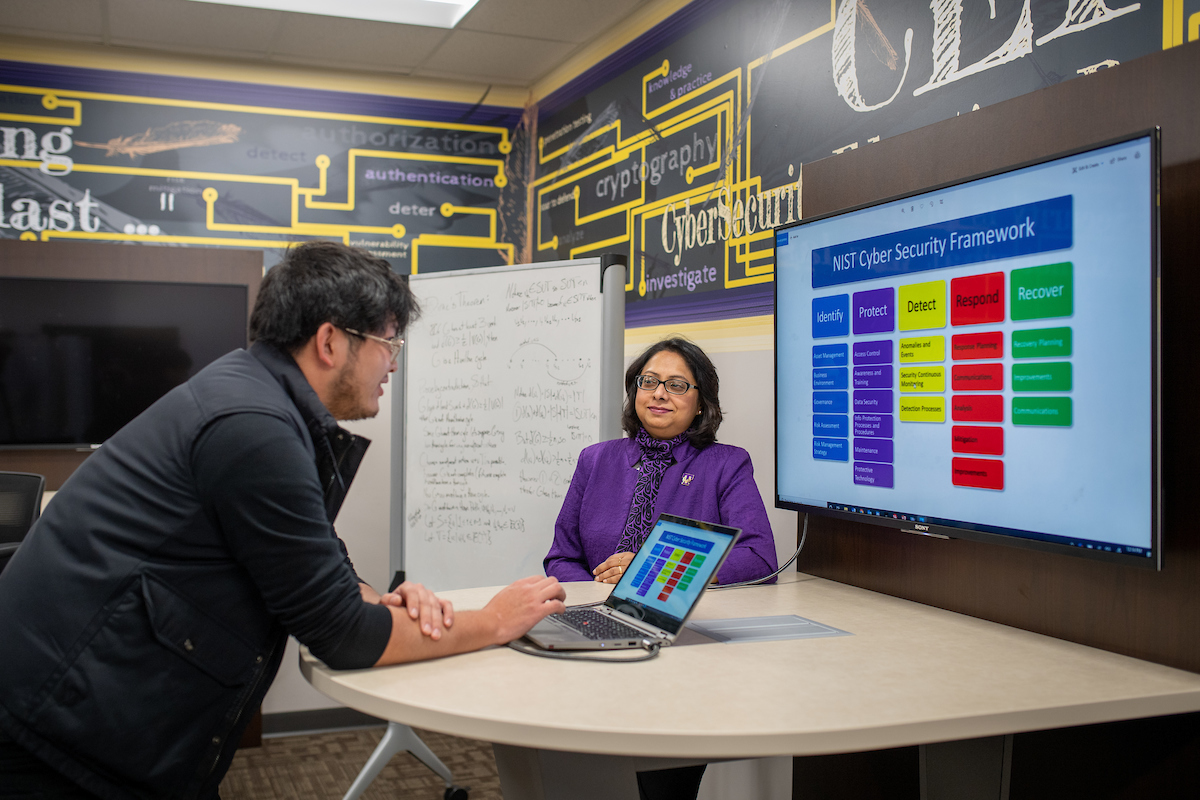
[558,608,647,641]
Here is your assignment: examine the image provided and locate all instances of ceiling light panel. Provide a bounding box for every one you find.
[186,0,480,29]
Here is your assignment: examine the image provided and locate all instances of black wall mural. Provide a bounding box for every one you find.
[0,61,527,272]
[534,0,1190,326]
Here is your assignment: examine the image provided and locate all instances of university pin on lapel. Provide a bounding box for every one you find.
[681,473,695,486]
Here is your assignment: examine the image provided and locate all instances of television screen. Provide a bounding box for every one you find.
[774,131,1160,567]
[0,278,247,448]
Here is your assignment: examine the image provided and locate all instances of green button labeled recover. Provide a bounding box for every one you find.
[1012,327,1072,358]
[1011,262,1072,320]
[1012,397,1072,426]
[1012,362,1072,391]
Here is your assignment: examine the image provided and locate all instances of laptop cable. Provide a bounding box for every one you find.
[506,638,663,662]
[706,512,808,591]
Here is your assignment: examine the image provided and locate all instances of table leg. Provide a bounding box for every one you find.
[919,735,1012,800]
[492,744,710,800]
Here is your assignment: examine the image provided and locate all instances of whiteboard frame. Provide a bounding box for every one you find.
[390,257,625,582]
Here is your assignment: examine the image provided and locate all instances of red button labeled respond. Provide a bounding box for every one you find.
[952,457,1004,490]
[951,394,1004,422]
[952,425,1004,455]
[951,272,1005,326]
[952,363,1003,391]
[950,331,1004,360]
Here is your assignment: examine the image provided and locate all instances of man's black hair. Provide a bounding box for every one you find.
[621,337,723,449]
[249,240,419,353]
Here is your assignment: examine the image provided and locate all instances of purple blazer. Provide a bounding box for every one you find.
[544,437,778,584]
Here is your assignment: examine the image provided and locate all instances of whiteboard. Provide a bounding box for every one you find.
[402,259,613,591]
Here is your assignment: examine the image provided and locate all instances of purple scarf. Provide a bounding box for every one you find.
[615,428,687,554]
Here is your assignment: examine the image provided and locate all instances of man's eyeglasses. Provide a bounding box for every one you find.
[341,327,404,363]
[635,375,697,395]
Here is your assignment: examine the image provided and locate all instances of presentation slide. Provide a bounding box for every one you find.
[612,521,731,621]
[776,136,1155,556]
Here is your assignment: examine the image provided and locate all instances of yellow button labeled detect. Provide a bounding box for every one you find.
[898,335,945,363]
[899,280,946,331]
[899,396,946,422]
[899,366,945,393]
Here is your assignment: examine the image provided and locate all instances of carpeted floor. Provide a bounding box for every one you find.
[220,727,501,800]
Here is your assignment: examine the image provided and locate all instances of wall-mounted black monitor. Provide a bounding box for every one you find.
[0,278,248,448]
[774,131,1160,568]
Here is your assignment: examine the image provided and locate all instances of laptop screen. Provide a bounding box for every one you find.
[604,514,740,635]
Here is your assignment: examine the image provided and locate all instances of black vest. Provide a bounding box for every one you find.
[0,344,368,800]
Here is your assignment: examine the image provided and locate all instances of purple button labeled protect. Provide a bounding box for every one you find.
[853,287,895,335]
[853,413,894,438]
[853,339,893,365]
[853,462,894,488]
[852,365,892,389]
[853,390,893,413]
[853,437,893,463]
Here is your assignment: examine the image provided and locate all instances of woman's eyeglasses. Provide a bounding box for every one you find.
[635,375,697,395]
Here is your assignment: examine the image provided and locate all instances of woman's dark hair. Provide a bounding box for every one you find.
[622,338,722,449]
[249,240,420,353]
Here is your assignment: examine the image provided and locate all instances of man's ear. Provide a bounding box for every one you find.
[312,322,341,369]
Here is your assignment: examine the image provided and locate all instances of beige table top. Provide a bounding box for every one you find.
[301,574,1200,759]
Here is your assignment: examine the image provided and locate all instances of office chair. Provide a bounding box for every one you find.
[342,722,468,800]
[0,471,45,575]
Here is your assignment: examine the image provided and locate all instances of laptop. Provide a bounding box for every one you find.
[524,513,741,650]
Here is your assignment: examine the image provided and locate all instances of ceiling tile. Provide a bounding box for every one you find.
[458,0,648,44]
[0,0,106,42]
[107,0,281,57]
[267,13,447,72]
[418,29,576,84]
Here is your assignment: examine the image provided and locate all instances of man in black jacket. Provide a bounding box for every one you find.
[0,241,565,800]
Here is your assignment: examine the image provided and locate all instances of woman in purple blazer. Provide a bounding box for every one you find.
[544,338,778,587]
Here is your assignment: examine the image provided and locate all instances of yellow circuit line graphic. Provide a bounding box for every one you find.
[1,85,514,266]
[534,3,833,295]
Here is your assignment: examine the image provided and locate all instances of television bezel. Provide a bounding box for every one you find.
[773,128,1162,569]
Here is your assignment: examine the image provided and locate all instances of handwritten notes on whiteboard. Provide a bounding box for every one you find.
[404,261,603,591]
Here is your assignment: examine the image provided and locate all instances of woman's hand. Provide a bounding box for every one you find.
[593,552,636,583]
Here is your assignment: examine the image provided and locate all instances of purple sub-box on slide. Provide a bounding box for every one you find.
[854,414,893,438]
[853,438,893,463]
[853,339,893,365]
[854,462,894,488]
[853,365,892,389]
[853,390,893,413]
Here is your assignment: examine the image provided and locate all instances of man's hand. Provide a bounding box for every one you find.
[379,581,454,641]
[593,552,635,584]
[483,576,567,644]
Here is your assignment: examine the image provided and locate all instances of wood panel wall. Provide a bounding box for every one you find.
[0,240,263,488]
[796,41,1200,674]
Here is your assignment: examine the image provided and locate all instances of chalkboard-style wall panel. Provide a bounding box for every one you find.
[797,41,1200,674]
[0,61,526,272]
[533,0,1172,326]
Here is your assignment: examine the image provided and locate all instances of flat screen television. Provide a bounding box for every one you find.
[0,278,248,448]
[774,131,1160,568]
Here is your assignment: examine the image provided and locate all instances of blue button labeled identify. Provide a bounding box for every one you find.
[812,294,850,339]
[813,437,849,461]
[813,391,849,414]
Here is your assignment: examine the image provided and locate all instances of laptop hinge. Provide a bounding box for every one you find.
[598,605,665,640]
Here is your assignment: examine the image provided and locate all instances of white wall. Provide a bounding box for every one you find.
[705,347,798,569]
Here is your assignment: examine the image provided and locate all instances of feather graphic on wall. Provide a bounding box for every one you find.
[74,121,241,159]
